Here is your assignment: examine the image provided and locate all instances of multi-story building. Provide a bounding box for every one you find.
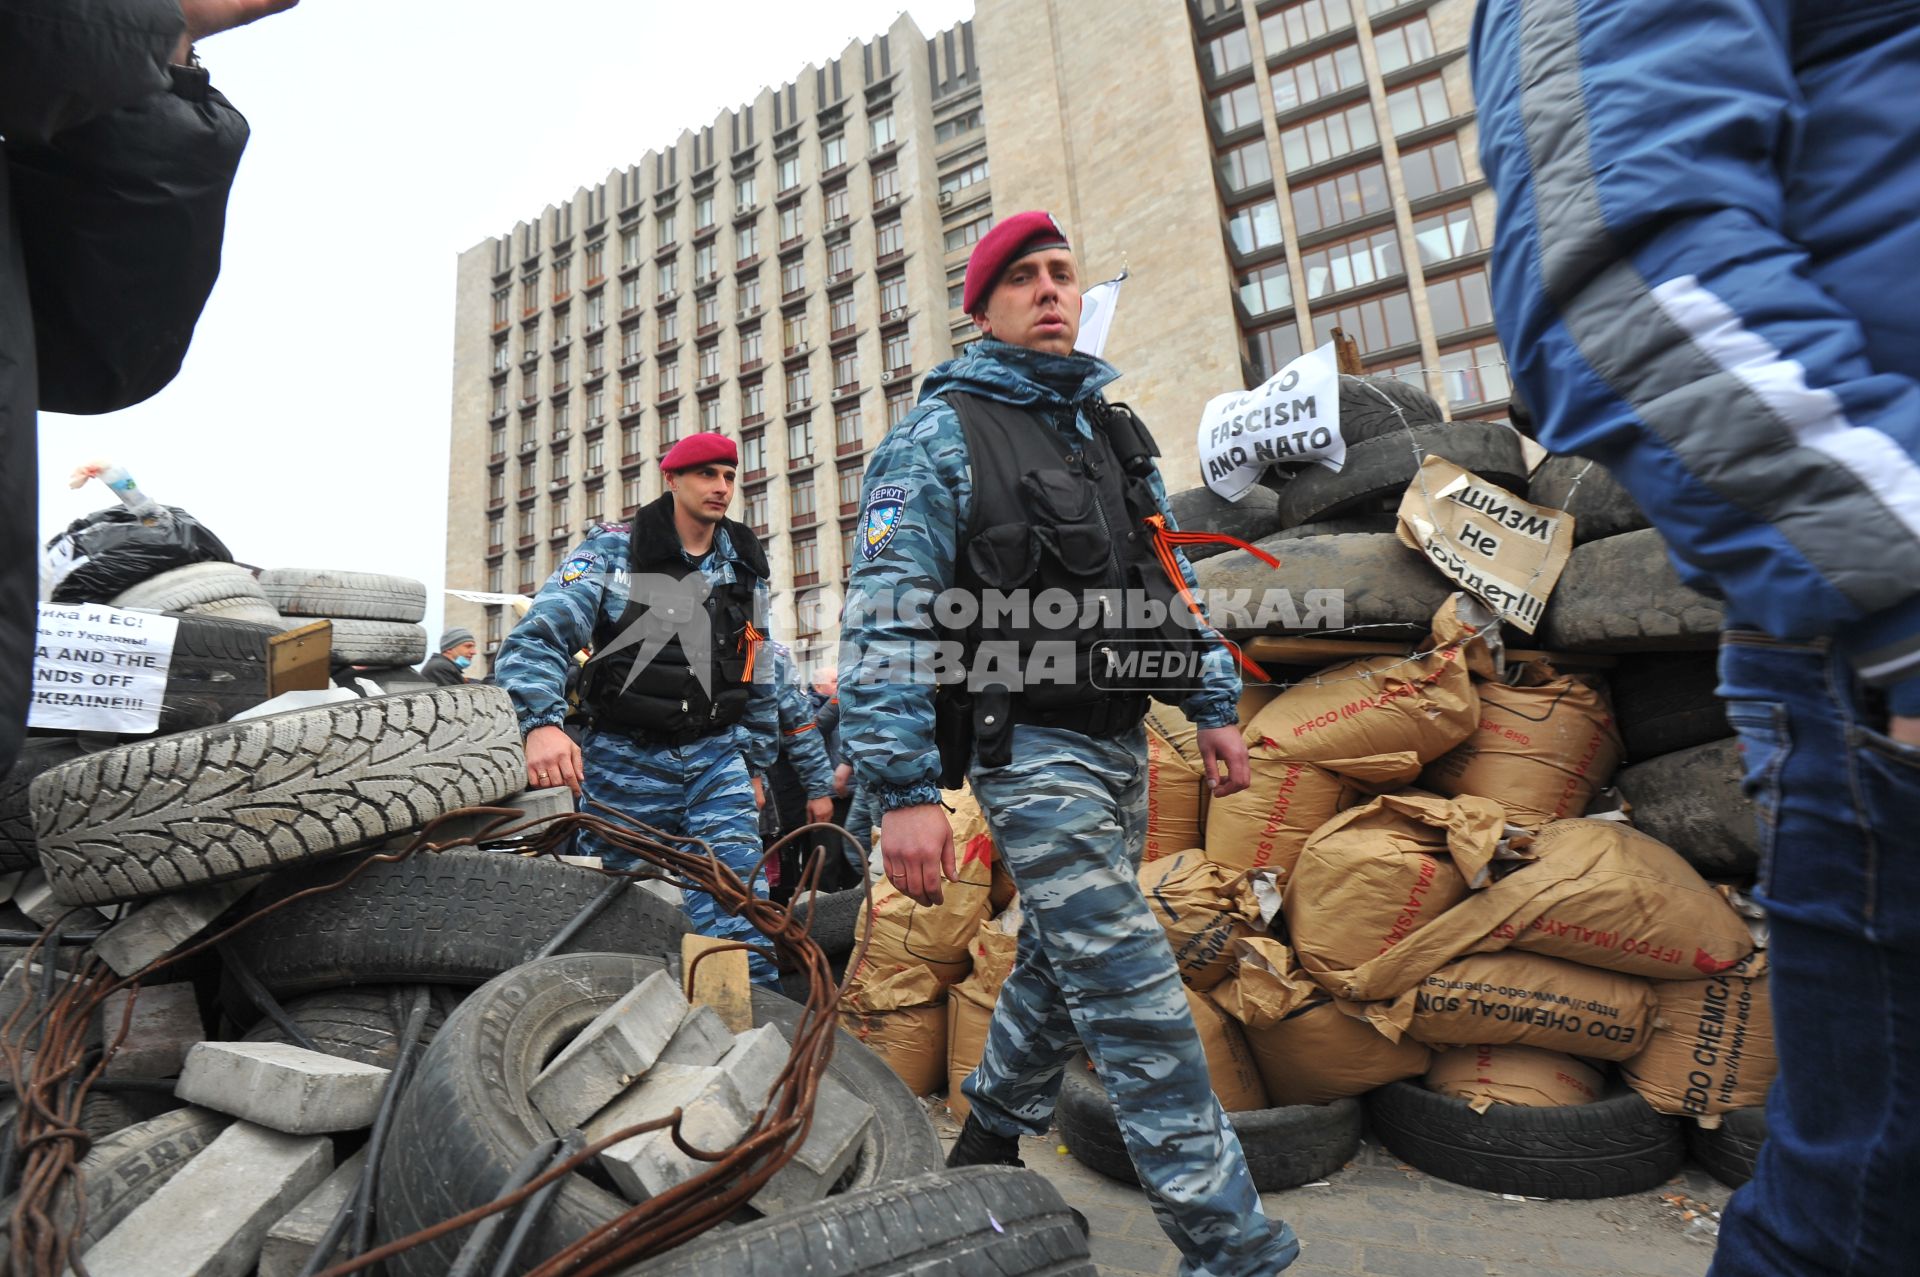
[445,0,1496,673]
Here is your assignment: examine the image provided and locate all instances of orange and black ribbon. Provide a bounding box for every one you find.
[1144,513,1279,682]
[741,621,765,681]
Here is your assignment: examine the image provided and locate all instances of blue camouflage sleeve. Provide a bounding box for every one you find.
[775,676,836,798]
[738,578,779,771]
[1147,468,1242,729]
[837,400,970,813]
[493,525,625,735]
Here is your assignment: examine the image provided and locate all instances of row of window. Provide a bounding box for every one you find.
[1246,318,1509,412]
[1232,201,1478,320]
[1214,73,1455,196]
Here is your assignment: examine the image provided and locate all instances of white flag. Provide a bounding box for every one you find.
[1075,271,1126,359]
[1196,342,1345,501]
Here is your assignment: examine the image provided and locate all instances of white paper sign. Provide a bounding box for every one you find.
[28,603,180,734]
[1197,342,1345,501]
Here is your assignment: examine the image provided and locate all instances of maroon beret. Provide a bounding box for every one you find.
[660,431,738,472]
[963,210,1071,315]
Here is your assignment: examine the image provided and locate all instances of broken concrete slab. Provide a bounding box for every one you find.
[749,1071,874,1217]
[90,878,257,977]
[585,1063,750,1202]
[102,983,204,1080]
[175,1041,389,1134]
[717,1023,789,1113]
[529,970,689,1133]
[256,1148,366,1277]
[79,1120,331,1277]
[655,1004,735,1068]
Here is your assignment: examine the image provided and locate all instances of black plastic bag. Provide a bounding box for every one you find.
[44,504,233,603]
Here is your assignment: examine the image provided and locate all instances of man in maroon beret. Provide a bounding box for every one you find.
[494,430,786,984]
[838,213,1301,1272]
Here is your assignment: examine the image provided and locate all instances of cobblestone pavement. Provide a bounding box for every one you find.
[931,1105,1723,1277]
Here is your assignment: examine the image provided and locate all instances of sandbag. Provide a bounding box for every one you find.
[1213,937,1430,1106]
[844,788,996,992]
[1382,952,1657,1062]
[1139,851,1259,991]
[1283,791,1504,992]
[1424,1044,1605,1113]
[946,991,994,1122]
[1186,988,1269,1113]
[1421,662,1624,827]
[839,965,947,1096]
[1623,951,1776,1122]
[1143,721,1205,864]
[1202,749,1415,881]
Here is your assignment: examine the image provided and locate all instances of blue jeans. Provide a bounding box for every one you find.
[1709,633,1920,1277]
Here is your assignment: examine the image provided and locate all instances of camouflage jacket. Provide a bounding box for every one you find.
[493,521,780,770]
[762,640,835,798]
[837,338,1240,814]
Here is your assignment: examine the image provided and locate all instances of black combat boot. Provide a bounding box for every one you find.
[946,1116,1090,1239]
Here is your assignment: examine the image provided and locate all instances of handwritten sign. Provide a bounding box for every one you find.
[29,604,179,734]
[1396,457,1573,634]
[1197,342,1344,501]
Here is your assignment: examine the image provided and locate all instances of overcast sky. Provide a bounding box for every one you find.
[35,0,975,648]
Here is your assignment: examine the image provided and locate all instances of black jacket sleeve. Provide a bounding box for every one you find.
[0,0,184,144]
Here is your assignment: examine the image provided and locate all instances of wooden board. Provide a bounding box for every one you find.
[682,933,753,1034]
[266,620,333,696]
[1243,634,1619,669]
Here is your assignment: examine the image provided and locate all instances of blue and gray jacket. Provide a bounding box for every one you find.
[1472,0,1920,710]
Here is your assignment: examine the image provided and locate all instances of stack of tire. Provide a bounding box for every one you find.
[259,568,434,688]
[1158,379,1767,1197]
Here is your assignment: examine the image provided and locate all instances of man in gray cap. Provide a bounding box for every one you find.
[419,628,477,686]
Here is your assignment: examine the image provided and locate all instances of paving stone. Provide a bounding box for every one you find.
[102,983,204,1079]
[257,1148,366,1277]
[654,1004,734,1067]
[0,959,100,1052]
[1360,1245,1502,1277]
[715,1023,788,1108]
[587,1063,750,1201]
[748,1071,874,1216]
[175,1041,390,1134]
[80,1120,331,1277]
[529,970,688,1132]
[90,879,257,977]
[0,869,24,904]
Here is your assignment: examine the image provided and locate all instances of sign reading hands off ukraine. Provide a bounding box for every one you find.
[1198,342,1344,501]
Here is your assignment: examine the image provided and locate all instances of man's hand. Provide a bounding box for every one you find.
[806,796,835,827]
[1195,725,1252,798]
[880,803,955,907]
[832,762,853,799]
[524,725,583,795]
[751,774,766,811]
[181,0,300,40]
[1893,715,1920,748]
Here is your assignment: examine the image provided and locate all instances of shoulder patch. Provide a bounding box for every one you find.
[559,552,601,586]
[861,484,908,562]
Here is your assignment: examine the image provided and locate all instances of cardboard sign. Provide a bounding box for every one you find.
[1396,457,1573,634]
[1198,342,1344,501]
[29,603,178,734]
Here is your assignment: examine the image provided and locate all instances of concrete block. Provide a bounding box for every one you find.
[749,1072,874,1216]
[556,854,602,869]
[529,970,689,1132]
[717,1024,789,1113]
[80,1120,331,1277]
[15,872,79,927]
[90,879,257,977]
[102,983,204,1080]
[0,960,101,1051]
[655,1005,734,1068]
[634,876,683,908]
[175,1041,389,1134]
[256,1148,366,1277]
[0,869,24,904]
[585,1064,750,1202]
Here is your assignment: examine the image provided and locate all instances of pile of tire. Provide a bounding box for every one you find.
[1155,383,1768,1197]
[260,567,434,688]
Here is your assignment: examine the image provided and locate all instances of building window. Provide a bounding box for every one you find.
[1208,82,1261,133]
[698,341,720,379]
[743,431,767,475]
[1217,138,1273,192]
[781,256,806,296]
[585,294,606,331]
[696,291,718,330]
[487,562,504,593]
[934,107,981,144]
[1301,226,1402,298]
[518,507,536,542]
[658,259,678,295]
[492,289,510,327]
[942,214,989,254]
[830,291,857,336]
[792,531,819,583]
[1386,76,1452,134]
[1237,261,1293,316]
[791,473,817,522]
[1373,16,1437,75]
[621,422,643,458]
[490,423,507,457]
[948,278,965,310]
[737,276,762,313]
[586,386,605,420]
[786,365,811,405]
[659,308,679,343]
[1226,198,1285,256]
[586,436,605,469]
[869,111,895,150]
[822,133,846,170]
[1279,100,1377,172]
[1269,44,1365,114]
[837,463,863,510]
[493,340,510,374]
[1399,138,1470,201]
[489,470,505,503]
[788,416,814,460]
[877,218,906,258]
[621,371,641,409]
[833,346,859,390]
[552,398,571,433]
[585,488,605,525]
[735,175,757,212]
[700,395,721,430]
[1260,0,1354,55]
[553,256,572,300]
[694,242,716,279]
[521,273,540,313]
[1426,267,1495,337]
[1438,340,1510,409]
[742,379,765,419]
[552,450,570,482]
[659,357,679,394]
[694,193,715,231]
[824,184,850,224]
[660,405,682,445]
[884,326,911,373]
[886,386,914,425]
[880,272,908,314]
[777,153,800,193]
[835,403,863,451]
[621,326,643,362]
[491,383,508,415]
[740,326,763,366]
[1204,27,1253,78]
[657,211,676,249]
[620,228,640,268]
[1310,288,1417,353]
[938,157,989,198]
[744,486,769,531]
[783,311,809,350]
[1289,162,1390,235]
[488,515,504,551]
[519,457,536,492]
[736,223,759,263]
[871,163,900,205]
[622,476,643,511]
[778,203,803,244]
[585,241,604,282]
[828,237,854,277]
[621,276,642,311]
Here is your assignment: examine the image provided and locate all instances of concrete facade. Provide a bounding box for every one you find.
[445,0,1498,673]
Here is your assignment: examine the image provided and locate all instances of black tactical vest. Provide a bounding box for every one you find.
[579,493,768,743]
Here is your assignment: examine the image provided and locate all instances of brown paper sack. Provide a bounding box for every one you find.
[1424,1044,1605,1113]
[839,965,948,1096]
[845,788,996,992]
[1623,951,1777,1121]
[1139,851,1260,991]
[1284,791,1504,992]
[1187,988,1269,1112]
[1143,725,1206,864]
[1422,662,1624,827]
[943,915,1022,1122]
[1382,952,1657,1062]
[1214,937,1430,1105]
[1203,749,1418,881]
[1241,599,1490,765]
[1237,683,1282,731]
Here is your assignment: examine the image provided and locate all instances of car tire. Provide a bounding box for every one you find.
[1538,530,1725,652]
[240,986,456,1068]
[1056,1052,1361,1192]
[0,738,93,872]
[1688,1106,1767,1190]
[788,886,865,959]
[1193,532,1453,641]
[110,562,269,613]
[1162,486,1280,561]
[1614,738,1757,879]
[1608,652,1731,762]
[28,686,524,905]
[1273,421,1529,529]
[1367,1081,1685,1199]
[376,951,943,1277]
[1526,455,1650,544]
[324,619,429,666]
[1335,373,1447,443]
[1268,514,1401,540]
[259,569,428,623]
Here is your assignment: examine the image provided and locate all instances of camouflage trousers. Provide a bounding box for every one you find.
[575,728,777,986]
[962,724,1298,1277]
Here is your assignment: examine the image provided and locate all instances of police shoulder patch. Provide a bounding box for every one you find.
[861,484,909,562]
[559,552,601,586]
